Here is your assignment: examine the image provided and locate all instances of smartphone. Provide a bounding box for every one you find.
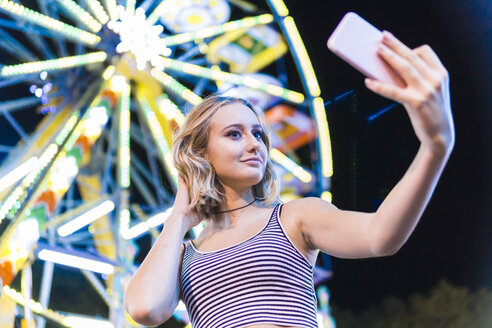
[327,12,405,87]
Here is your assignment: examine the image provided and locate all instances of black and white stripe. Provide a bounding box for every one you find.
[179,203,318,328]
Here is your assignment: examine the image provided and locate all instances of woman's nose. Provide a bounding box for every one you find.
[246,134,260,151]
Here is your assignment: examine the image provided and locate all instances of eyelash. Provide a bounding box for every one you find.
[226,130,263,140]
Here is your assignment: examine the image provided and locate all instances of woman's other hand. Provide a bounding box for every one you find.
[364,31,455,158]
[169,175,201,231]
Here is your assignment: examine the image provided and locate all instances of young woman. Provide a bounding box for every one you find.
[124,31,455,328]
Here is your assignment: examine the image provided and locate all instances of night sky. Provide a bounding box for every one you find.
[280,0,492,310]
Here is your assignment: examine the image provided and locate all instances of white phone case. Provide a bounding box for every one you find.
[327,12,405,87]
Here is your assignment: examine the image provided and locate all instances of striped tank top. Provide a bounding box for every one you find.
[179,203,318,328]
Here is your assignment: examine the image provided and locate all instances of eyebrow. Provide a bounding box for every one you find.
[221,123,262,131]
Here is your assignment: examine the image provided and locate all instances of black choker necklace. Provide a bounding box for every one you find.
[214,199,256,214]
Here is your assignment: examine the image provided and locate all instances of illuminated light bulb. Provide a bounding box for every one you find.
[37,249,115,274]
[87,106,109,126]
[64,316,114,328]
[0,157,39,192]
[121,207,173,240]
[57,200,115,237]
[111,5,172,70]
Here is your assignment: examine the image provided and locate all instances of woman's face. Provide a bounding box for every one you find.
[206,102,268,190]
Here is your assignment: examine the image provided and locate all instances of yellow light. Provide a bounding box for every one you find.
[146,0,172,25]
[321,191,332,202]
[268,0,289,17]
[83,0,109,24]
[55,0,102,32]
[0,52,107,77]
[270,148,312,183]
[0,0,100,45]
[283,16,320,97]
[312,97,333,177]
[150,69,202,105]
[102,65,115,80]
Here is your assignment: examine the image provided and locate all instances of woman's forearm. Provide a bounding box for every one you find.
[124,215,188,326]
[368,143,453,256]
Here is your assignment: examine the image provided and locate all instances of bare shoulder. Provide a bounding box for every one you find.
[281,197,339,252]
[283,197,339,217]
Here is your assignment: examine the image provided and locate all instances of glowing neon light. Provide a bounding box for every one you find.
[146,0,172,25]
[57,200,115,237]
[0,144,58,222]
[137,94,178,184]
[0,52,107,77]
[55,0,102,32]
[270,148,312,183]
[161,14,274,46]
[103,0,118,20]
[321,191,332,203]
[157,58,304,104]
[312,97,333,177]
[122,207,173,240]
[0,0,100,45]
[150,69,202,105]
[82,0,109,24]
[282,16,320,97]
[38,249,115,274]
[64,315,114,328]
[125,0,136,13]
[118,79,131,188]
[0,157,38,193]
[267,0,289,17]
[157,95,185,127]
[2,286,68,326]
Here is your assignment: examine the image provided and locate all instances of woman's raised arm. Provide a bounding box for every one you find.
[287,31,455,259]
[124,177,200,326]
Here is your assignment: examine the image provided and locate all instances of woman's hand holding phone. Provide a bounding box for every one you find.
[364,31,455,158]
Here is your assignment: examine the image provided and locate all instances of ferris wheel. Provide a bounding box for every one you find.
[0,0,335,327]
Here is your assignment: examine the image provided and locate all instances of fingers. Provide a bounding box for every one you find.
[413,44,449,79]
[364,78,411,104]
[381,31,431,78]
[377,42,422,85]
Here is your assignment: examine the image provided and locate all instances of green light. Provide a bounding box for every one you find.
[137,93,178,186]
[82,0,109,24]
[161,14,274,46]
[55,0,102,32]
[119,82,131,189]
[150,69,202,105]
[146,0,172,25]
[0,52,107,77]
[157,57,304,104]
[0,0,100,45]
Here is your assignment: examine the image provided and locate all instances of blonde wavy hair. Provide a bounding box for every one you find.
[172,96,279,220]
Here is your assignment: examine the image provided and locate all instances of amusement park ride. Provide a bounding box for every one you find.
[0,0,337,327]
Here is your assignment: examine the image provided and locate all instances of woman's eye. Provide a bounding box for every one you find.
[227,131,241,138]
[253,131,263,139]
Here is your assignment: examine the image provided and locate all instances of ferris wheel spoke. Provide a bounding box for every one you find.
[146,0,172,25]
[150,69,203,105]
[0,27,39,62]
[37,0,70,57]
[53,0,102,33]
[0,52,108,77]
[157,57,305,104]
[2,110,29,141]
[159,14,274,47]
[0,0,101,45]
[103,0,119,21]
[0,97,42,112]
[81,0,110,25]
